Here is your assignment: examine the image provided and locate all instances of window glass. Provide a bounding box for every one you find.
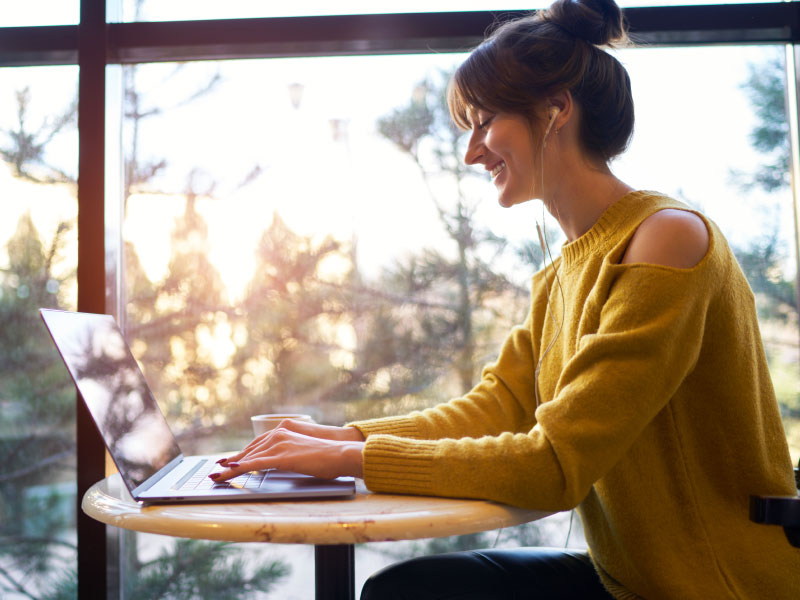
[118,0,777,22]
[0,65,78,599]
[118,44,798,595]
[1,1,79,26]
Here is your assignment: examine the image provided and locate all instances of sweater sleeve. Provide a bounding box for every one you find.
[359,261,717,510]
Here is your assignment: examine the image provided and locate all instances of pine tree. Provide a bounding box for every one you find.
[233,212,349,422]
[0,213,77,598]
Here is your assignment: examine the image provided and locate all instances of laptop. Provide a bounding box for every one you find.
[40,308,355,503]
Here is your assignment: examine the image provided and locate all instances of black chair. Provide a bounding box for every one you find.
[750,458,800,548]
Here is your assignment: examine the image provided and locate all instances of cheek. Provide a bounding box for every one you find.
[507,142,536,177]
[485,126,512,154]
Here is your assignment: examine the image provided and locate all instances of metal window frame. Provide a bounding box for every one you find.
[1,2,799,598]
[2,4,800,67]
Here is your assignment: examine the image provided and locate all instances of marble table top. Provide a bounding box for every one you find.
[82,473,550,545]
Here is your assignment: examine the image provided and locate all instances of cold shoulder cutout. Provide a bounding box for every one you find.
[621,208,709,269]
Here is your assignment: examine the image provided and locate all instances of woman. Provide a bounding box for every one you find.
[213,0,800,597]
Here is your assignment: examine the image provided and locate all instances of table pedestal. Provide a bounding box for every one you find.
[316,544,355,600]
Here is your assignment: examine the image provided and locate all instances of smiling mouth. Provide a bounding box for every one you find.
[490,161,506,179]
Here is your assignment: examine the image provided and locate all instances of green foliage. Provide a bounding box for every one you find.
[0,86,77,185]
[125,539,289,600]
[377,91,434,157]
[39,569,78,600]
[733,52,798,337]
[127,188,233,434]
[0,213,77,599]
[735,51,790,193]
[736,49,800,463]
[733,230,797,322]
[232,211,350,415]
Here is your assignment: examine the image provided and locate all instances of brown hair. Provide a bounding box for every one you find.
[448,0,634,163]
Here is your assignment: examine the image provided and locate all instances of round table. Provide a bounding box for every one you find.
[83,473,550,599]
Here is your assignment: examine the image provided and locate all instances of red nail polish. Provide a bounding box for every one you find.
[216,458,227,464]
[208,473,220,480]
[227,462,240,468]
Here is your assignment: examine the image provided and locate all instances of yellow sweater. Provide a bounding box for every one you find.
[350,191,800,599]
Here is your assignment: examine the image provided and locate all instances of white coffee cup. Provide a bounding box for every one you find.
[251,413,314,437]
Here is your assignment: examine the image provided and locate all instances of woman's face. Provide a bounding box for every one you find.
[464,109,541,208]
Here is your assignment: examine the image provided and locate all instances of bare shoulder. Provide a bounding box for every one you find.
[621,209,710,269]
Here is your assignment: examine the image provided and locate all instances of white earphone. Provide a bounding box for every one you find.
[544,106,559,138]
[534,104,565,409]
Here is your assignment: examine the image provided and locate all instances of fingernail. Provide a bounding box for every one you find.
[216,458,227,465]
[226,462,240,468]
[208,473,220,480]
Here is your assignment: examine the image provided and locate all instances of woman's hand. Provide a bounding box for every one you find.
[211,420,365,482]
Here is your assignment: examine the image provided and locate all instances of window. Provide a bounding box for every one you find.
[0,3,798,599]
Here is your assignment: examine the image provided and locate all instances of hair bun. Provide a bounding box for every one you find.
[543,0,628,46]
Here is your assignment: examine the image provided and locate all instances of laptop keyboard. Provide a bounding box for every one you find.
[175,459,274,491]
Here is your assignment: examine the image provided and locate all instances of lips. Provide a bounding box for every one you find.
[490,161,506,179]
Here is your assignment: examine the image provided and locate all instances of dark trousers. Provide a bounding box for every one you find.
[360,547,615,600]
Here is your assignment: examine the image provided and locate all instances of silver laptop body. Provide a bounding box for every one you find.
[40,309,355,503]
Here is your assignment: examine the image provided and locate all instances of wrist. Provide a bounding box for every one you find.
[341,441,364,478]
[342,426,366,442]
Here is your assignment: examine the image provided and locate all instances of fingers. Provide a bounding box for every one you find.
[212,430,296,480]
[209,460,264,483]
[217,425,295,467]
[211,450,283,481]
[215,447,271,472]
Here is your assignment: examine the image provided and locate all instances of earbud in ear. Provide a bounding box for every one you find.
[544,106,559,137]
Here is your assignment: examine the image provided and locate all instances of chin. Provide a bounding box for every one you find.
[497,194,528,209]
[496,191,517,208]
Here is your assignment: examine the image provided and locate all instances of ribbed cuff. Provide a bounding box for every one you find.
[362,435,439,495]
[346,415,423,439]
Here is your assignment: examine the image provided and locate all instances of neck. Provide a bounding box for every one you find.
[543,158,633,242]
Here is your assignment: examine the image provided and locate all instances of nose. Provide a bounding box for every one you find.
[464,130,485,165]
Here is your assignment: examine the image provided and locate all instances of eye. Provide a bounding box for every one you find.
[477,115,494,130]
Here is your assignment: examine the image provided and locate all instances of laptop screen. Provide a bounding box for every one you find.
[42,310,182,491]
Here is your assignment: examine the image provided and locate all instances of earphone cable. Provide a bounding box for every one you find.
[533,110,566,409]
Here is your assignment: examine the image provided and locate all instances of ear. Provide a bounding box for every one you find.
[545,90,574,132]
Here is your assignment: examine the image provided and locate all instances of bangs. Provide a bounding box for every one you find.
[448,40,545,131]
[446,77,472,131]
[447,45,502,131]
